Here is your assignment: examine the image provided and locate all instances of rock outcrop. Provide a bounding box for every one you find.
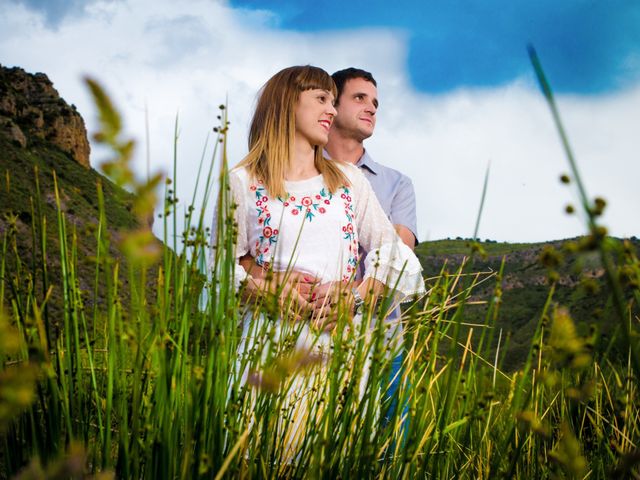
[0,64,90,167]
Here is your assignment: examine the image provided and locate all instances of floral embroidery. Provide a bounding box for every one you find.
[252,181,279,266]
[287,187,333,221]
[249,181,357,280]
[340,186,359,282]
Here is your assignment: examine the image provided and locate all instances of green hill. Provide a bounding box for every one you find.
[416,237,639,369]
[1,132,144,326]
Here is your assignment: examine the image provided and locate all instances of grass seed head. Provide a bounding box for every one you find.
[539,245,563,269]
[591,197,607,216]
[548,307,591,370]
[516,410,550,439]
[548,423,588,478]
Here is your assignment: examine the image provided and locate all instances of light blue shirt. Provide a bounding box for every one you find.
[355,150,418,244]
[355,150,418,326]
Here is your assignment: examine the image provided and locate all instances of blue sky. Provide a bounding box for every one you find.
[2,0,640,241]
[229,0,640,94]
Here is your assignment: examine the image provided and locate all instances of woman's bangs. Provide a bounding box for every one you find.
[298,67,337,97]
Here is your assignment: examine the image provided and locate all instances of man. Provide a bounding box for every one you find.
[324,67,417,342]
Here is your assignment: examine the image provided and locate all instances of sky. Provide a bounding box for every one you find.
[1,0,639,243]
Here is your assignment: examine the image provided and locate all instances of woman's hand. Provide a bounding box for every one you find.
[239,254,322,304]
[276,278,315,321]
[309,281,344,306]
[307,281,355,332]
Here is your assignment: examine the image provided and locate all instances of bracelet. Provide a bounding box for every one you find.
[351,287,365,314]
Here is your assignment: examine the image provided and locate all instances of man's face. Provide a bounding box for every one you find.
[332,77,378,142]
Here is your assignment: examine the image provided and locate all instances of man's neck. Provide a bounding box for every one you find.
[325,132,365,165]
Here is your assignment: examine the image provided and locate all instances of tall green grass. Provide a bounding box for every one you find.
[1,52,639,478]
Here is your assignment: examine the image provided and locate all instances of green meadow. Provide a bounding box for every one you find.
[1,52,639,479]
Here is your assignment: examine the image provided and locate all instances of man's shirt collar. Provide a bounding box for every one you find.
[323,148,379,175]
[355,149,379,175]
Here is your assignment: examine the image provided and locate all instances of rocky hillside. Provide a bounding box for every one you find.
[1,65,90,167]
[0,64,142,335]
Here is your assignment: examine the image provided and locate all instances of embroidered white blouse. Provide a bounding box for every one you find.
[227,162,424,300]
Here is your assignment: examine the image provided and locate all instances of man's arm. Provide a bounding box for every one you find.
[239,254,261,278]
[395,224,416,250]
[390,174,418,250]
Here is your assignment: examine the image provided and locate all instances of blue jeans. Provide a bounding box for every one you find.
[381,353,410,445]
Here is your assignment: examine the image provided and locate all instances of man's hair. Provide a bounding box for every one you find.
[331,68,377,104]
[236,65,348,198]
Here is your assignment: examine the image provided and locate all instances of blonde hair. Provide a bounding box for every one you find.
[236,65,349,198]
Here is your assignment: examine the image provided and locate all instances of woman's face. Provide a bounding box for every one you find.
[294,88,337,148]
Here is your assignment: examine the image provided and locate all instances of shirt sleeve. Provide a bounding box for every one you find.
[389,174,418,245]
[349,166,425,301]
[209,169,249,288]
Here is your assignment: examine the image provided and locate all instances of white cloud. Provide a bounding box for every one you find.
[1,0,638,243]
[372,81,640,241]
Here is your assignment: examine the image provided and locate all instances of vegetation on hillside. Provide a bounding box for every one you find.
[417,237,640,370]
[0,133,147,339]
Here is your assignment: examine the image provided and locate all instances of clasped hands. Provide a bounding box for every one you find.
[239,256,368,333]
[291,273,357,331]
[267,272,357,333]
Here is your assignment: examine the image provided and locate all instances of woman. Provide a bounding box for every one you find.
[215,65,424,460]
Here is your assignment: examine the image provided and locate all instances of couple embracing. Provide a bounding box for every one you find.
[214,65,425,457]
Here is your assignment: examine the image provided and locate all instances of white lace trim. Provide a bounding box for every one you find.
[363,241,426,302]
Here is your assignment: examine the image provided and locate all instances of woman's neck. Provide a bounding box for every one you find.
[287,138,319,181]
